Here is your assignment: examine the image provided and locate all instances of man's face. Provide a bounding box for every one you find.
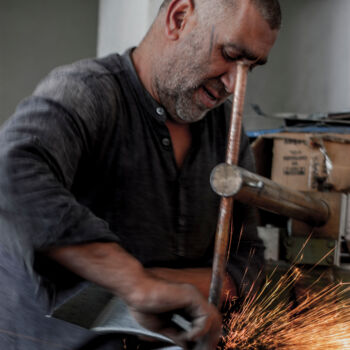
[154,1,278,123]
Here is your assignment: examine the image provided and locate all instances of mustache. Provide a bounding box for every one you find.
[194,78,230,100]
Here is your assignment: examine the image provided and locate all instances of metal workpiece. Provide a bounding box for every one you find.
[211,163,330,227]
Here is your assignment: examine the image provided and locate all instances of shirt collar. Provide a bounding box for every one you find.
[121,48,167,123]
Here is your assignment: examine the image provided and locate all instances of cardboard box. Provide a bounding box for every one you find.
[251,133,350,192]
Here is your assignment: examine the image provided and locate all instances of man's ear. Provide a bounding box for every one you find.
[165,0,195,40]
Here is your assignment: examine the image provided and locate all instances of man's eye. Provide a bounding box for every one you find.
[222,50,239,62]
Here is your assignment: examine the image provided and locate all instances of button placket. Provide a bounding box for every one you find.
[175,183,188,257]
[154,107,172,150]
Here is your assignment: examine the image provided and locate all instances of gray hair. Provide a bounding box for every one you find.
[159,0,281,30]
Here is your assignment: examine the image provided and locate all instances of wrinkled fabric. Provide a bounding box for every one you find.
[0,49,264,348]
[0,246,129,350]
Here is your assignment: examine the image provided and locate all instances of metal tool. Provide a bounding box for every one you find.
[209,163,348,267]
[208,61,250,308]
[194,62,250,350]
[210,163,330,227]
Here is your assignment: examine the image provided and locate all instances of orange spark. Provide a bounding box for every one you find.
[222,267,350,350]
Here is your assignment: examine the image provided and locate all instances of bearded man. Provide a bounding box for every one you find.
[0,0,280,349]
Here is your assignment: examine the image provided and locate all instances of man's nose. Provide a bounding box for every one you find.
[220,64,237,94]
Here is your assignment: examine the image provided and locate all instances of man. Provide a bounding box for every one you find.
[0,0,280,349]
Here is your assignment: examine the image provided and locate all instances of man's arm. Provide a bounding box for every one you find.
[47,242,222,349]
[148,267,237,302]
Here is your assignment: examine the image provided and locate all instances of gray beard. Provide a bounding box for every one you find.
[174,91,209,123]
[154,76,210,123]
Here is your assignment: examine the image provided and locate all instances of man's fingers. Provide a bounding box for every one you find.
[131,311,190,348]
[185,307,222,343]
[129,280,222,349]
[179,296,221,350]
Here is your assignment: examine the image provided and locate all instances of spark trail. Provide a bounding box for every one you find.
[222,267,350,350]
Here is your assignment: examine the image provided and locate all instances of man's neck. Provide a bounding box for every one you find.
[131,44,160,104]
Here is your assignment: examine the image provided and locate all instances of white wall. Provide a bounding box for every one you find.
[244,0,350,130]
[97,0,162,57]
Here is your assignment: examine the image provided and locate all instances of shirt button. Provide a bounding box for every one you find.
[162,137,171,147]
[156,107,165,116]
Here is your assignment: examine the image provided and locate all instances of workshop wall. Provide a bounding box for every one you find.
[3,1,349,131]
[97,0,350,132]
[244,0,350,131]
[97,0,162,57]
[0,0,98,125]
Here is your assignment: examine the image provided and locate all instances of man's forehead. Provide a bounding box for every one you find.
[210,0,277,63]
[223,43,268,65]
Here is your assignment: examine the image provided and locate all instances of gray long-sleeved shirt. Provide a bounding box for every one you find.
[0,50,264,308]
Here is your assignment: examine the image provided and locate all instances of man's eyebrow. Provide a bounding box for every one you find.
[224,43,268,66]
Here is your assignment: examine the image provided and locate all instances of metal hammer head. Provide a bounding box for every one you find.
[210,163,243,197]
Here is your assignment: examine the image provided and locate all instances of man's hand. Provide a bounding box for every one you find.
[127,280,221,349]
[47,242,222,349]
